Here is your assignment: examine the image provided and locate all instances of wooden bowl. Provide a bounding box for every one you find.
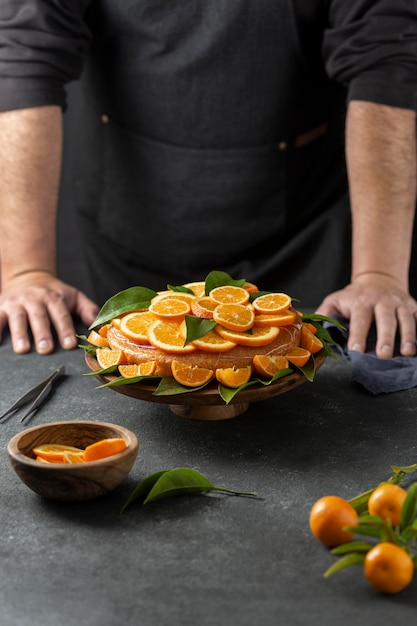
[7,421,139,502]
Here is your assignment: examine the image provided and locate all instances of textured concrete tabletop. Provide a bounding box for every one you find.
[1,336,417,626]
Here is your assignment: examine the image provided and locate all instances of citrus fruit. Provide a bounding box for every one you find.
[190,329,237,352]
[63,451,86,464]
[148,296,191,321]
[253,310,296,327]
[215,325,280,347]
[118,361,158,377]
[182,281,206,297]
[368,483,407,527]
[242,281,259,293]
[147,320,196,354]
[286,347,312,367]
[301,325,323,353]
[96,348,128,369]
[364,543,414,594]
[309,495,358,547]
[83,438,127,462]
[215,365,252,388]
[87,329,109,348]
[191,296,218,319]
[32,444,85,463]
[252,292,291,314]
[252,354,289,378]
[302,322,318,334]
[119,310,155,343]
[212,303,255,332]
[171,360,214,387]
[209,285,250,306]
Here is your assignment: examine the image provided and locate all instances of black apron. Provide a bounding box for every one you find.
[76,0,351,307]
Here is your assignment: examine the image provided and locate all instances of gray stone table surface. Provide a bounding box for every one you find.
[1,334,417,626]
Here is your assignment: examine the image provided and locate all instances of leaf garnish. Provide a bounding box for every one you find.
[167,284,194,294]
[96,374,161,388]
[204,270,246,295]
[218,367,294,404]
[89,286,157,329]
[183,315,217,345]
[153,377,212,396]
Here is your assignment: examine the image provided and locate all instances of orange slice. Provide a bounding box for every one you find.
[118,361,158,377]
[243,281,259,294]
[212,303,255,332]
[286,347,312,367]
[215,365,252,388]
[302,322,318,335]
[301,325,323,354]
[182,281,206,297]
[96,348,128,369]
[147,320,196,354]
[63,451,86,464]
[252,354,289,378]
[32,444,85,463]
[152,291,196,305]
[171,360,214,387]
[87,329,109,348]
[84,438,127,461]
[252,293,291,314]
[148,296,191,321]
[253,310,296,327]
[215,325,279,346]
[191,329,237,352]
[209,285,250,306]
[119,310,155,343]
[111,317,122,330]
[191,296,218,319]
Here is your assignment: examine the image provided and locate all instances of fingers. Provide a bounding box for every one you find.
[346,304,374,354]
[75,293,100,328]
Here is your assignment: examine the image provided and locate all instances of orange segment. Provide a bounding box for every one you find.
[119,310,155,343]
[63,451,86,464]
[215,325,279,347]
[32,444,85,463]
[209,285,250,306]
[191,296,218,319]
[147,320,196,354]
[171,360,214,387]
[148,296,191,321]
[191,330,237,352]
[87,329,109,348]
[252,292,291,314]
[83,438,127,462]
[118,361,158,377]
[253,310,296,327]
[286,347,312,367]
[96,348,128,369]
[301,325,324,353]
[215,365,252,388]
[252,354,289,378]
[152,291,196,305]
[212,303,255,332]
[182,281,206,297]
[243,281,259,294]
[302,322,318,335]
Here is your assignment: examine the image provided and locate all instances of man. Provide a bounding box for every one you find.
[0,0,416,358]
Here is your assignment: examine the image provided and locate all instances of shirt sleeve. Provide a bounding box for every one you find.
[323,0,417,111]
[0,0,91,111]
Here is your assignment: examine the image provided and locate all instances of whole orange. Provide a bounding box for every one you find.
[364,542,414,594]
[368,483,407,527]
[309,495,358,547]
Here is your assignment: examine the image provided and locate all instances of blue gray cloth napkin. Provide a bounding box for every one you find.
[325,319,417,395]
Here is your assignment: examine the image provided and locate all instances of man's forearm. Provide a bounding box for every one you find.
[0,106,63,286]
[346,101,417,289]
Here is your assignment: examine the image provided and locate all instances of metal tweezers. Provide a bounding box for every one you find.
[0,365,66,423]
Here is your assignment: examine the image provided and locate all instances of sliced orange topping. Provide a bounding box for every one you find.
[215,325,279,347]
[152,291,196,305]
[87,329,109,348]
[286,347,312,367]
[182,281,206,297]
[111,317,122,330]
[252,292,291,314]
[119,310,155,343]
[212,303,255,332]
[209,285,250,306]
[147,320,196,354]
[83,438,127,462]
[252,354,289,378]
[253,310,296,327]
[171,360,214,387]
[215,365,252,388]
[242,281,259,294]
[32,444,85,464]
[191,330,237,352]
[96,348,128,369]
[302,322,318,335]
[301,325,324,354]
[148,296,191,321]
[191,296,218,319]
[118,361,158,377]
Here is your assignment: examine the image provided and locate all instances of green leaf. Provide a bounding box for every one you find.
[167,284,194,294]
[392,463,417,475]
[183,315,217,345]
[218,368,294,404]
[330,540,373,555]
[96,374,161,388]
[120,470,168,512]
[296,355,316,382]
[83,365,119,376]
[204,270,246,295]
[301,312,346,330]
[153,377,212,396]
[401,482,417,529]
[89,286,157,329]
[323,553,365,578]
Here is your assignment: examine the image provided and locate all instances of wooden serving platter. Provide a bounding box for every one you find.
[85,352,325,421]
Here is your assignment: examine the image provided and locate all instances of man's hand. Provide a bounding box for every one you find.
[0,271,99,354]
[316,272,417,358]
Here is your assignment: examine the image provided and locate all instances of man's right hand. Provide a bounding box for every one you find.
[0,271,99,354]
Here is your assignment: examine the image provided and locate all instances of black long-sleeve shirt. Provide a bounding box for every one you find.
[0,0,416,113]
